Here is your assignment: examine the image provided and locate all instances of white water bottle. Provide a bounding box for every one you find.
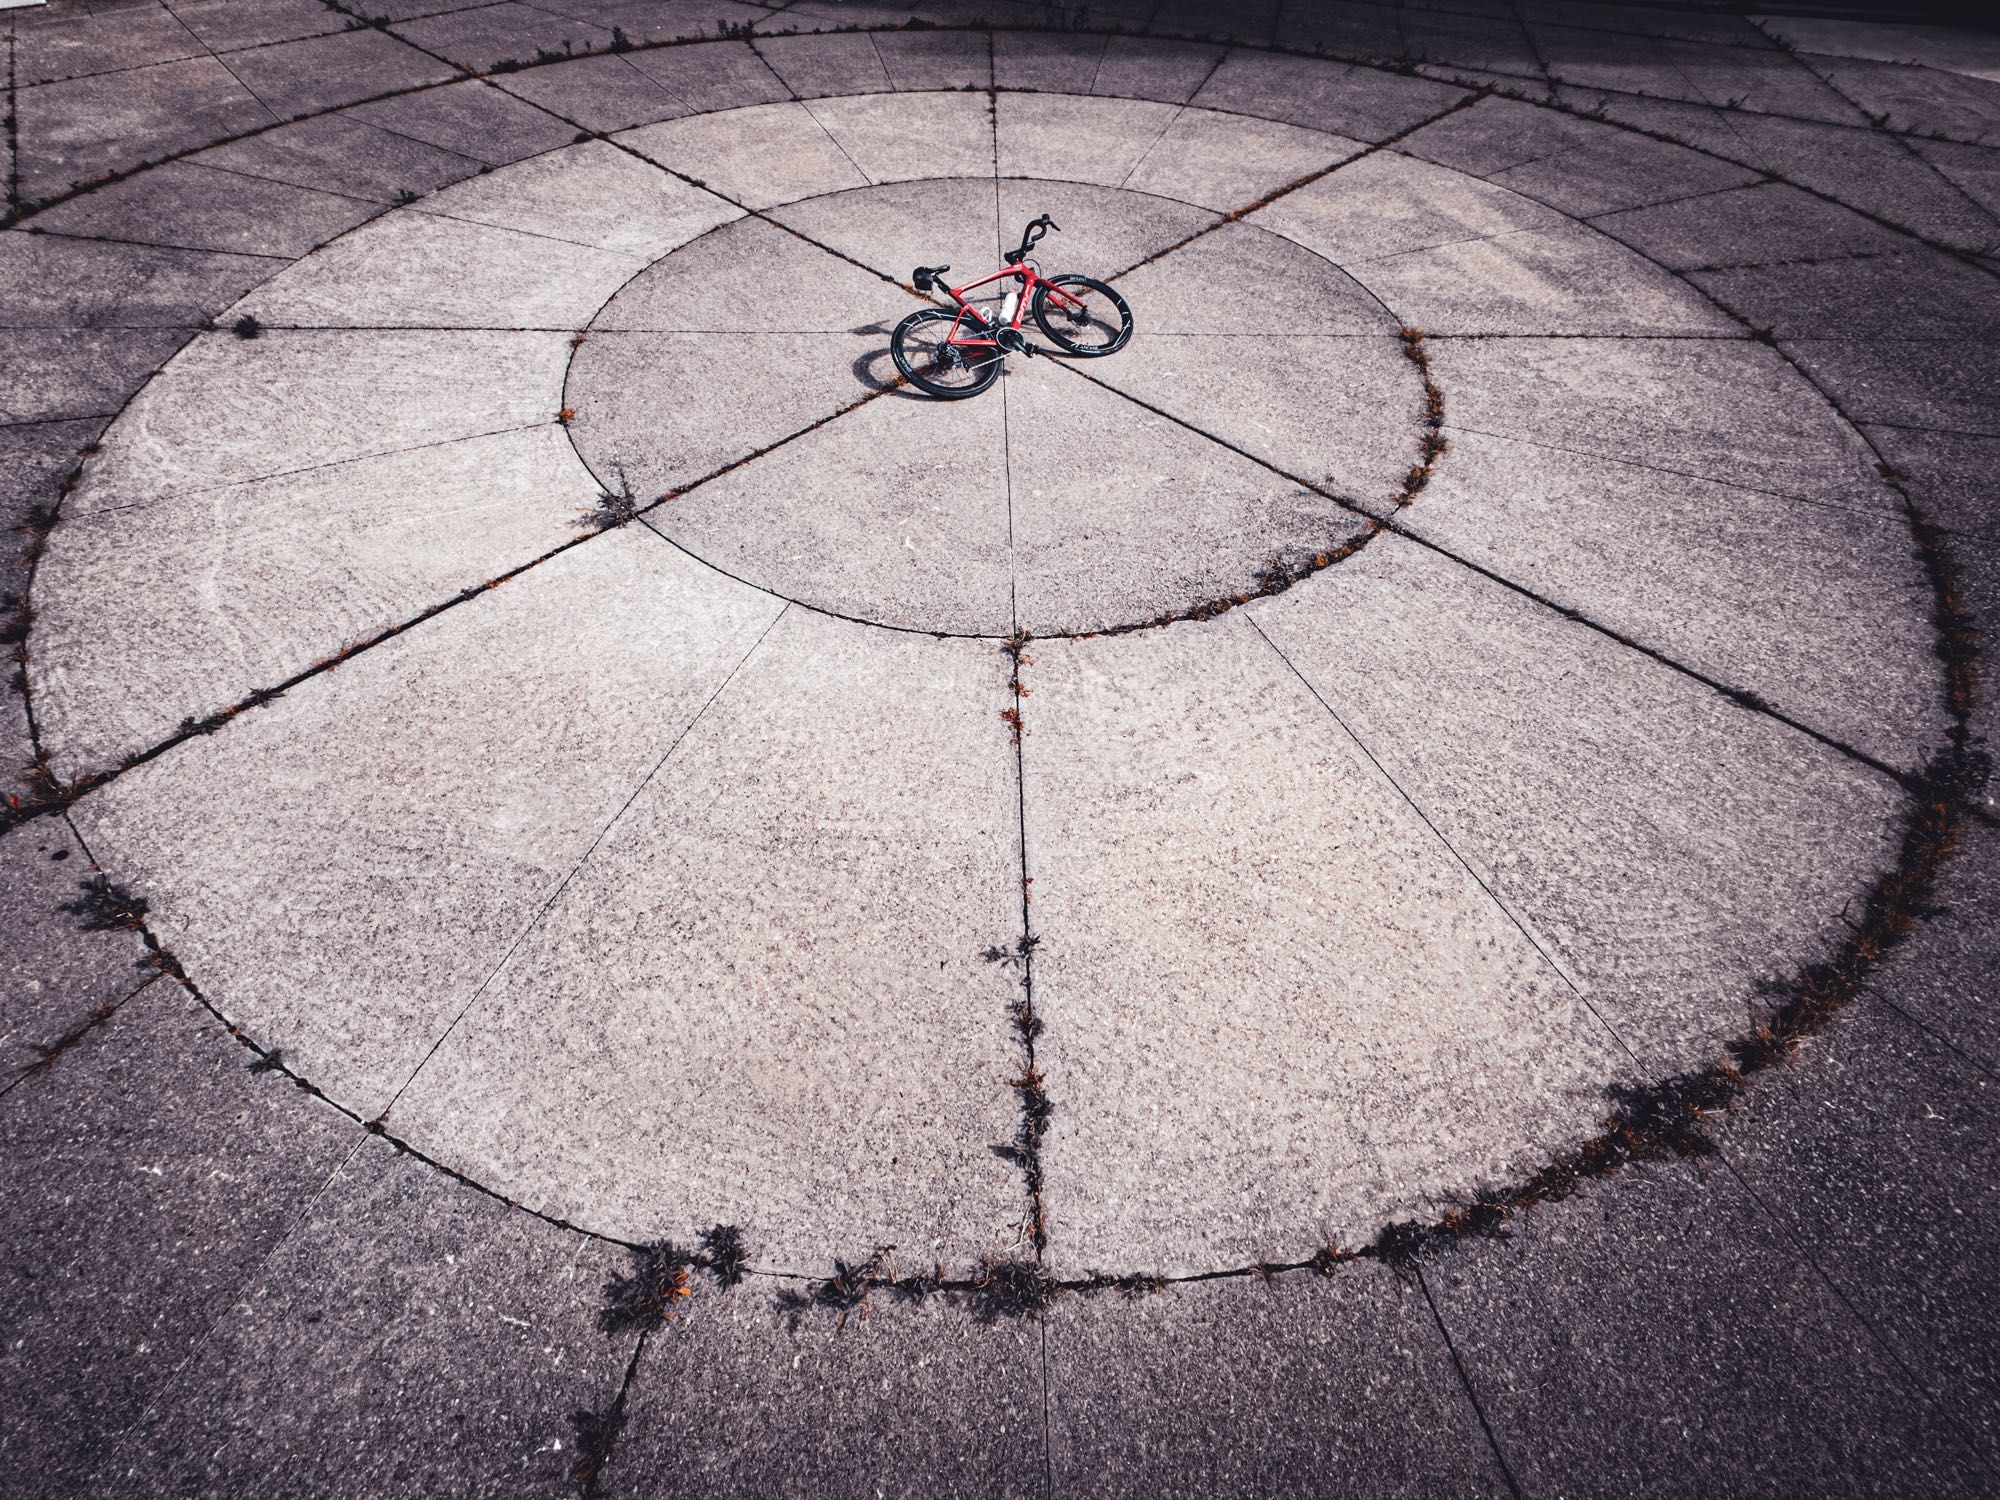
[999,290,1019,326]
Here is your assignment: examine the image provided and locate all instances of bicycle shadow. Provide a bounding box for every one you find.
[849,319,928,399]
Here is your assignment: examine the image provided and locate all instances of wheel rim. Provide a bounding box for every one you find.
[1051,284,1125,350]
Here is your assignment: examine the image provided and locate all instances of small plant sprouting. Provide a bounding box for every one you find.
[610,25,634,52]
[62,873,149,932]
[576,465,638,532]
[557,406,578,425]
[968,1256,1061,1321]
[599,1241,695,1334]
[231,314,262,340]
[568,1403,624,1494]
[699,1224,748,1286]
[248,1046,285,1075]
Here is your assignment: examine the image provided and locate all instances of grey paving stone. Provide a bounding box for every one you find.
[167,0,347,52]
[0,414,101,605]
[1403,426,1944,773]
[647,374,1012,634]
[584,211,884,332]
[1121,106,1356,215]
[1695,247,2000,340]
[1689,107,1999,254]
[0,228,271,326]
[191,112,484,203]
[0,326,190,424]
[1045,1268,1512,1497]
[1755,17,2000,77]
[224,24,461,118]
[14,57,278,205]
[488,52,689,133]
[1006,357,1374,634]
[992,30,1106,94]
[389,607,1026,1266]
[66,329,571,519]
[1521,2,1771,50]
[1251,533,1909,1074]
[618,100,867,209]
[567,326,883,502]
[0,979,355,1496]
[237,206,644,329]
[1592,180,1913,271]
[413,136,739,258]
[602,1284,1045,1500]
[1088,35,1224,103]
[344,78,578,167]
[32,422,599,767]
[1423,1151,1991,1498]
[1784,338,2000,437]
[806,88,994,184]
[394,1,610,74]
[1148,0,1276,43]
[1724,997,2000,1466]
[1354,218,1738,335]
[1788,52,2000,146]
[619,38,791,114]
[1251,146,1567,266]
[1863,423,2000,542]
[872,27,990,93]
[1395,94,1618,178]
[27,160,382,258]
[0,818,149,1083]
[755,30,893,98]
[1908,137,2000,222]
[65,526,781,1118]
[1404,6,1540,77]
[1191,50,1470,142]
[1078,322,1418,506]
[1429,334,1903,513]
[1026,611,1624,1275]
[93,1135,635,1500]
[1482,122,1762,219]
[13,3,201,86]
[996,92,1183,186]
[772,175,1001,292]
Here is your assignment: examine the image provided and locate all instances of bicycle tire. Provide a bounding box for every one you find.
[1031,275,1133,356]
[891,307,1002,399]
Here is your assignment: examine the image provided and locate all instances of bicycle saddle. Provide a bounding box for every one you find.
[912,264,950,291]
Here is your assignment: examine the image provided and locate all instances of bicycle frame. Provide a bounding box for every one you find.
[935,261,1087,350]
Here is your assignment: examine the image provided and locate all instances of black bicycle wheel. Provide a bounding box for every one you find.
[1031,274,1133,356]
[891,307,1002,398]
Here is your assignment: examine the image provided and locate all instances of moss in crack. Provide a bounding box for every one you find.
[61,872,149,932]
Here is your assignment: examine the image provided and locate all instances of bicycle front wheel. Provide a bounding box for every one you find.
[1031,275,1133,356]
[891,307,1002,398]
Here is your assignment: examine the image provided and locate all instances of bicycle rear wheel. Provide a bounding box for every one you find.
[1031,275,1133,356]
[892,308,1002,398]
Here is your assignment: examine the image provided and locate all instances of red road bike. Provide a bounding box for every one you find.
[890,214,1134,399]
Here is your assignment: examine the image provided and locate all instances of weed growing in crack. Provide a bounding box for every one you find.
[968,1255,1062,1321]
[247,1046,285,1075]
[61,873,148,932]
[699,1224,748,1286]
[576,465,638,532]
[231,314,262,340]
[599,1241,696,1334]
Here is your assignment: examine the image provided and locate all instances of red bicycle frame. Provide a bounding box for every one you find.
[935,261,1087,351]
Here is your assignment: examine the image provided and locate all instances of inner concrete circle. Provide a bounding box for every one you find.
[565,181,1421,636]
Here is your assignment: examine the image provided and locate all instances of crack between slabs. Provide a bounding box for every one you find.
[1108,86,1488,282]
[0,969,166,1100]
[1110,42,1231,192]
[1054,358,1915,791]
[155,0,288,127]
[1416,1265,1527,1499]
[378,602,790,1122]
[795,94,877,187]
[1868,989,2000,1086]
[5,30,19,218]
[16,224,294,260]
[1246,613,1619,1041]
[0,381,896,837]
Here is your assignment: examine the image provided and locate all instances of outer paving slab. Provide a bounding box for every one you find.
[388,607,1027,1268]
[1025,613,1625,1275]
[90,1136,635,1500]
[65,527,783,1117]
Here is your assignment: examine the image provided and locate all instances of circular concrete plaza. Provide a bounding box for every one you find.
[3,6,1997,1499]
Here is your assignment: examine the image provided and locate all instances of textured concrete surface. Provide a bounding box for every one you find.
[3,5,1997,1495]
